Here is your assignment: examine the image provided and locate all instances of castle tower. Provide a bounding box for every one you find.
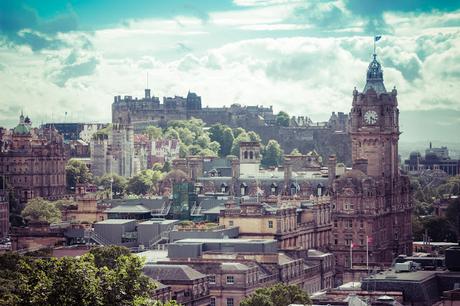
[239,141,261,176]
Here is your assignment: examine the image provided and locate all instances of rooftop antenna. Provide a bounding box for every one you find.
[147,72,149,89]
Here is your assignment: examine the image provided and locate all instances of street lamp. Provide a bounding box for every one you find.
[110,176,114,200]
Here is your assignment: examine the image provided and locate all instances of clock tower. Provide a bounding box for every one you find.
[331,51,413,281]
[350,53,399,179]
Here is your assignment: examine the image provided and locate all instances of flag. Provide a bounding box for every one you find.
[367,236,373,244]
[350,242,355,249]
[374,35,382,42]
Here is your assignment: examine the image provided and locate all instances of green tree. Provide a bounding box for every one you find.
[276,111,290,127]
[179,143,189,158]
[127,170,163,195]
[261,140,283,168]
[422,216,457,242]
[230,132,250,156]
[247,131,261,142]
[221,127,234,157]
[209,141,221,155]
[176,127,194,146]
[290,148,302,156]
[241,283,310,306]
[233,127,246,138]
[144,126,162,140]
[90,245,131,269]
[446,197,460,240]
[96,173,127,196]
[47,256,102,306]
[162,161,171,173]
[164,128,180,140]
[195,134,211,148]
[66,159,92,191]
[21,197,61,224]
[209,124,225,144]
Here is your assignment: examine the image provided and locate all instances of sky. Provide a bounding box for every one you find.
[1,0,460,143]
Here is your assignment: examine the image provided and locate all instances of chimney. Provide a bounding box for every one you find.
[353,158,368,175]
[328,155,337,186]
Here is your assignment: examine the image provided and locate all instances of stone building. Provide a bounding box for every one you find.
[90,123,135,177]
[330,53,413,280]
[159,238,334,305]
[61,184,107,224]
[404,143,460,176]
[171,141,336,198]
[112,89,352,164]
[219,197,331,251]
[0,114,67,204]
[143,264,210,306]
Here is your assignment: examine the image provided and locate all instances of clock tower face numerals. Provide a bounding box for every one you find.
[364,110,378,125]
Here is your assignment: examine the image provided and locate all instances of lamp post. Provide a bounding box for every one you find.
[110,177,114,200]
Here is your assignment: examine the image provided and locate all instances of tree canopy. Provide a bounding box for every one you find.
[144,126,162,140]
[65,159,92,191]
[240,283,310,306]
[21,197,61,224]
[261,140,283,168]
[127,169,163,195]
[276,111,290,127]
[0,246,166,306]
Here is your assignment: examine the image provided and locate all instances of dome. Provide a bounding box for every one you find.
[363,54,387,94]
[13,123,30,135]
[13,113,31,135]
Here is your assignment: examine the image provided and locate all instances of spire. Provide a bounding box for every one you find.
[363,53,386,94]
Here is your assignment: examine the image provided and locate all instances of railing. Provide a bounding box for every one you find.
[148,230,170,249]
[87,231,112,246]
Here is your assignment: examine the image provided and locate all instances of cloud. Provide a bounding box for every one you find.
[46,50,99,87]
[0,0,78,51]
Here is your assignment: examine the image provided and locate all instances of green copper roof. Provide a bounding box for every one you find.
[13,123,30,135]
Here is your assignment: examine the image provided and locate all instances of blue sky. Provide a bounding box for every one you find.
[1,0,460,143]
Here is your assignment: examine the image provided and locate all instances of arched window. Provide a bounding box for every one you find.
[244,151,248,159]
[249,151,254,159]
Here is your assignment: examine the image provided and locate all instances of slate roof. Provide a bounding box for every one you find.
[107,204,150,214]
[143,264,206,281]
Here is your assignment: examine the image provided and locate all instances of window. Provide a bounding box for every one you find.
[226,276,234,284]
[334,220,338,227]
[360,220,364,228]
[268,220,273,228]
[334,239,338,245]
[227,298,234,306]
[229,220,234,227]
[208,275,216,284]
[348,220,353,228]
[210,298,216,306]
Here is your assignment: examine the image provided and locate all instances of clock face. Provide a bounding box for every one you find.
[364,110,378,125]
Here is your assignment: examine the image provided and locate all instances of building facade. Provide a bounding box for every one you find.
[0,190,9,238]
[0,114,67,204]
[330,54,413,279]
[404,143,460,176]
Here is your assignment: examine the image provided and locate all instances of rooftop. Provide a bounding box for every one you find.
[143,264,206,281]
[95,219,136,224]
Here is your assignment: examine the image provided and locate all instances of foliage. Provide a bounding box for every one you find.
[95,173,127,196]
[162,161,171,173]
[144,126,162,140]
[290,148,302,156]
[127,170,163,195]
[0,246,160,306]
[21,197,61,224]
[221,127,234,157]
[233,127,245,138]
[276,111,290,127]
[240,283,310,306]
[261,140,283,168]
[247,131,261,142]
[65,159,92,191]
[230,131,250,156]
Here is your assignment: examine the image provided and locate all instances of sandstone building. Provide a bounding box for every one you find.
[0,114,67,204]
[330,54,413,280]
